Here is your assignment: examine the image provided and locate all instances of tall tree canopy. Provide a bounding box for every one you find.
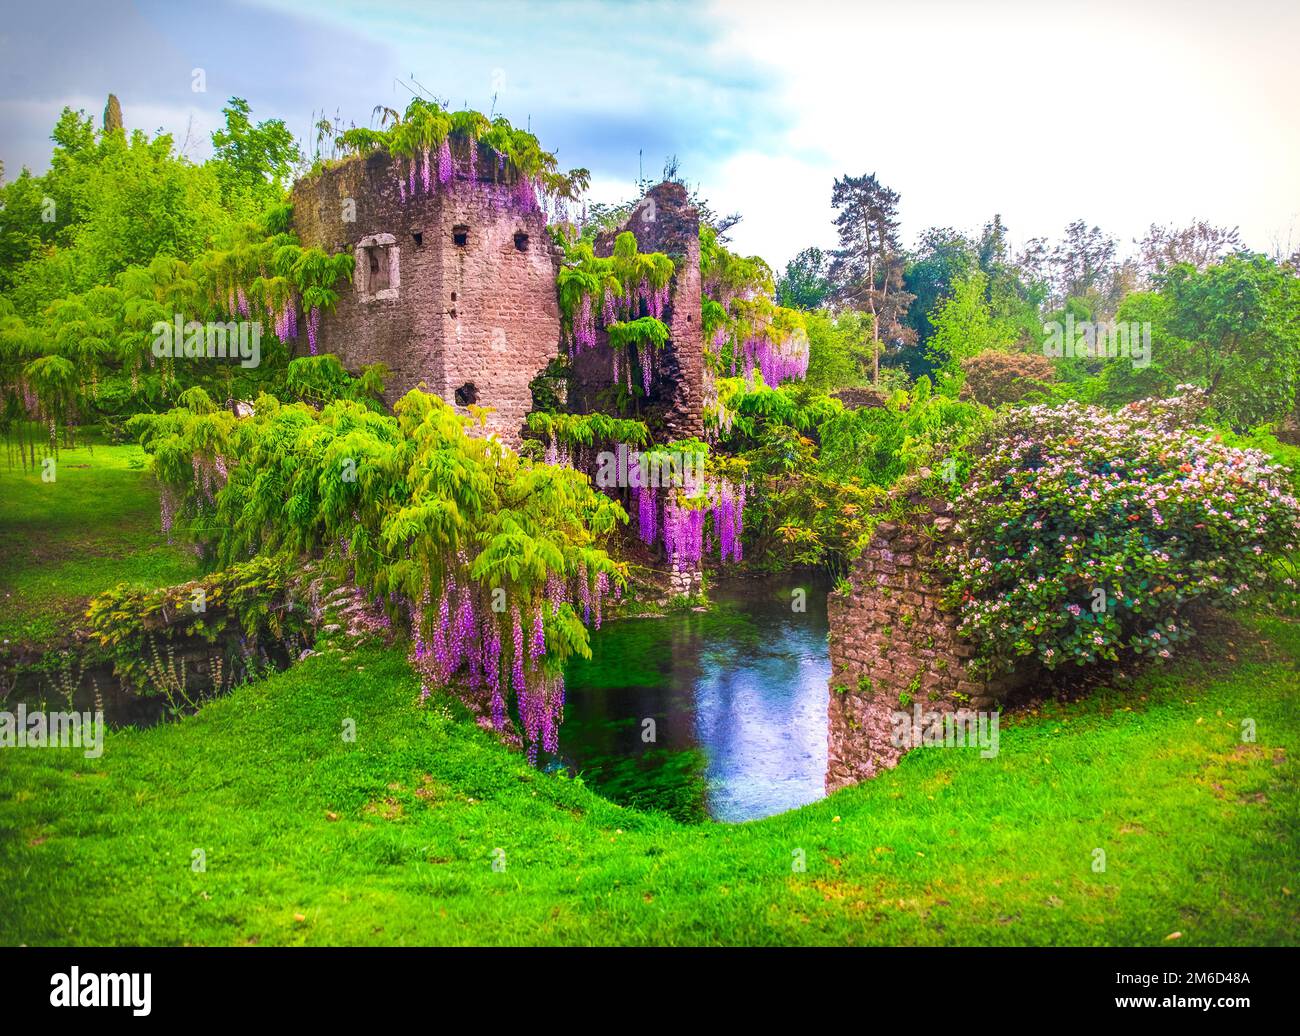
[827,173,915,383]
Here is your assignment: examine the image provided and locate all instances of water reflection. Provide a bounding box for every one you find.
[553,576,830,822]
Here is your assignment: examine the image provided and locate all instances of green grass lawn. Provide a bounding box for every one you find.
[1,613,1296,946]
[0,436,200,650]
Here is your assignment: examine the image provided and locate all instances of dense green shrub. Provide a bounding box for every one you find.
[958,349,1055,406]
[703,377,986,574]
[818,377,988,490]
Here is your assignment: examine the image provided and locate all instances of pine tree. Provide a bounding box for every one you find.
[828,173,915,384]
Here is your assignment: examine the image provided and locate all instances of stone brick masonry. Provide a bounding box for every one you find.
[290,149,561,446]
[826,497,1032,792]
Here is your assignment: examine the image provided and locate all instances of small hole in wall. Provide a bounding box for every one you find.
[514,232,529,252]
[412,231,424,248]
[453,225,469,247]
[451,292,457,301]
[454,382,478,406]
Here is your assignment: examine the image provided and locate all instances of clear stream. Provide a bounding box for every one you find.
[551,575,831,823]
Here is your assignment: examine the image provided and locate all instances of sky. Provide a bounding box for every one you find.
[1,0,1297,269]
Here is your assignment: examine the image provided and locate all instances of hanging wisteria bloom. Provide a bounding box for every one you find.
[453,589,475,673]
[159,484,179,538]
[514,174,536,212]
[739,327,811,386]
[274,300,298,342]
[438,137,453,186]
[640,344,654,395]
[433,586,452,680]
[648,282,670,320]
[546,572,566,614]
[711,478,745,562]
[595,571,609,629]
[636,480,658,545]
[663,494,707,567]
[572,293,596,354]
[307,307,321,355]
[421,146,432,193]
[511,604,526,693]
[530,603,546,661]
[485,615,504,729]
[541,674,563,754]
[631,469,747,568]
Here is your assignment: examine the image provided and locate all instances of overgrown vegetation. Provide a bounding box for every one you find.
[3,78,1298,952]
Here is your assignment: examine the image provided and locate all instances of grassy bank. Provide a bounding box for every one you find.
[0,437,199,650]
[1,613,1296,946]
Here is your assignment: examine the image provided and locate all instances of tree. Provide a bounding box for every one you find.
[828,173,915,384]
[903,227,977,351]
[1050,219,1116,304]
[0,107,233,311]
[1095,255,1300,428]
[977,214,1009,271]
[978,216,1048,348]
[1015,236,1052,296]
[209,98,300,214]
[1136,220,1242,284]
[925,271,1017,381]
[0,170,48,291]
[1159,254,1300,429]
[900,215,1045,378]
[777,247,831,310]
[803,309,872,390]
[103,94,123,135]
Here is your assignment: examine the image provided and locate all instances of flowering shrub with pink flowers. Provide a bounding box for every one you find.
[943,389,1300,676]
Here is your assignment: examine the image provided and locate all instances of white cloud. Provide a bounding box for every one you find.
[702,0,1300,268]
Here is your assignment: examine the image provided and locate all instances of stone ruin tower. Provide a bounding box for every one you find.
[571,181,704,442]
[290,151,706,456]
[289,149,561,446]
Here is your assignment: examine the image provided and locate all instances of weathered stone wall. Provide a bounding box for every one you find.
[573,182,704,442]
[290,150,562,446]
[826,497,1031,792]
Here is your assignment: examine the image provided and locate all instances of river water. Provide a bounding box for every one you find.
[552,575,831,822]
